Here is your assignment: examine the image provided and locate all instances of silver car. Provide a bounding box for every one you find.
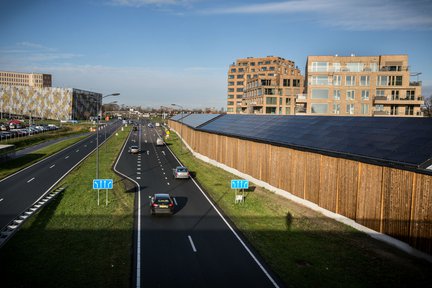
[173,166,190,179]
[128,145,140,154]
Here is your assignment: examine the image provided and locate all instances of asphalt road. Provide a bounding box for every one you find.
[115,120,281,288]
[0,120,122,230]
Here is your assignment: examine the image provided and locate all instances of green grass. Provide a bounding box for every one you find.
[0,135,88,179]
[165,132,432,288]
[0,127,135,288]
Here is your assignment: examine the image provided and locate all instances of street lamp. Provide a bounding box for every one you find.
[171,103,184,152]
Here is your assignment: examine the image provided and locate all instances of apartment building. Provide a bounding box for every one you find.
[227,56,304,114]
[305,54,424,116]
[0,71,52,88]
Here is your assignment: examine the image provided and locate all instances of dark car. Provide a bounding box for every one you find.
[149,193,174,215]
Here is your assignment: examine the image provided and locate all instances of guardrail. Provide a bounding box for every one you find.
[0,187,65,248]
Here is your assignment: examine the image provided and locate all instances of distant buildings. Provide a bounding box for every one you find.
[0,71,52,88]
[227,56,304,114]
[0,71,101,121]
[228,54,425,117]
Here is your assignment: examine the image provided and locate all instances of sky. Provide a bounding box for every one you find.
[1,0,432,110]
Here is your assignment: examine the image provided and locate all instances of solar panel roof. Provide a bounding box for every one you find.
[197,115,432,169]
[170,113,189,121]
[176,114,221,128]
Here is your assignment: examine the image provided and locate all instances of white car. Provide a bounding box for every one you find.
[128,145,140,154]
[172,166,190,179]
[156,138,164,146]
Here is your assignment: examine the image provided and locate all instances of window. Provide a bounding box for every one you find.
[228,94,234,99]
[237,74,244,79]
[346,90,355,100]
[261,67,267,71]
[395,76,402,86]
[266,97,277,105]
[286,98,291,105]
[375,104,384,111]
[269,66,275,71]
[292,79,300,87]
[227,101,234,105]
[283,79,290,87]
[391,90,399,100]
[285,107,291,115]
[406,90,415,100]
[361,104,369,115]
[333,103,340,114]
[370,63,378,72]
[236,88,243,92]
[228,88,234,92]
[266,107,276,114]
[346,104,355,115]
[376,90,385,97]
[346,63,364,72]
[391,105,398,115]
[238,68,244,72]
[333,89,341,100]
[346,75,355,86]
[264,88,275,95]
[311,89,329,99]
[237,81,243,85]
[311,103,328,114]
[228,75,234,79]
[310,76,329,85]
[236,94,243,99]
[360,76,369,86]
[377,76,388,86]
[250,62,255,66]
[311,62,328,72]
[333,75,341,86]
[228,81,234,86]
[265,60,271,64]
[332,63,341,72]
[230,68,236,73]
[405,105,414,115]
[361,90,369,100]
[227,108,233,112]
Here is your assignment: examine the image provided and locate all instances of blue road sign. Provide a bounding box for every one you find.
[231,179,249,189]
[93,179,113,189]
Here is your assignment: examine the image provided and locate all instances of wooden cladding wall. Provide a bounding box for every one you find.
[168,121,432,254]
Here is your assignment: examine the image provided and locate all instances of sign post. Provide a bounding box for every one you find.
[231,179,249,204]
[93,179,113,206]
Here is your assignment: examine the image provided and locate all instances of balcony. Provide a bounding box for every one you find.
[373,110,389,116]
[410,81,422,86]
[296,94,307,103]
[373,96,424,105]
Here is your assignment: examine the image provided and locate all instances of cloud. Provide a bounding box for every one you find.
[201,0,432,31]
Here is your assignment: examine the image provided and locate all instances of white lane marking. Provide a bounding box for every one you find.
[167,182,170,185]
[137,172,141,174]
[90,141,93,143]
[164,177,167,180]
[49,164,55,169]
[161,168,164,171]
[65,156,70,159]
[144,140,147,143]
[137,177,141,179]
[137,167,141,170]
[84,145,87,147]
[76,149,79,152]
[147,151,149,155]
[0,198,3,202]
[162,151,165,156]
[27,177,35,183]
[188,235,197,252]
[173,197,177,206]
[137,164,141,167]
[163,172,165,175]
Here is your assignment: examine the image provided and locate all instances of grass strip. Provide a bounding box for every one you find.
[165,131,432,288]
[0,127,135,288]
[0,135,88,179]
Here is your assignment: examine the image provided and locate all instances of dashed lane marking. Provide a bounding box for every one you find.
[65,156,70,159]
[49,164,55,169]
[27,177,35,183]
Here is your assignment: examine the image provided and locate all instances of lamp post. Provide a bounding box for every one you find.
[171,103,184,152]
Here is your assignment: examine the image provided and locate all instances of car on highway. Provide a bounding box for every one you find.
[156,137,164,146]
[149,193,174,215]
[172,166,190,179]
[128,145,140,154]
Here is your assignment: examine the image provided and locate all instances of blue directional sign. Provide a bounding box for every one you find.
[93,179,113,189]
[231,179,249,189]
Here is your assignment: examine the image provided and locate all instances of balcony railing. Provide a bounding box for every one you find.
[410,81,422,86]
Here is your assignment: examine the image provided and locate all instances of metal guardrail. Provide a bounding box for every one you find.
[0,187,65,248]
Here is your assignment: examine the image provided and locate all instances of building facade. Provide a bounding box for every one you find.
[0,84,101,121]
[227,56,304,114]
[0,71,52,88]
[305,54,424,116]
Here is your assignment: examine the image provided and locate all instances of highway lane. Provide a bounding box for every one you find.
[115,121,281,288]
[0,120,122,230]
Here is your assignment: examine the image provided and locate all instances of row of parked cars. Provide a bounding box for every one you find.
[0,124,59,140]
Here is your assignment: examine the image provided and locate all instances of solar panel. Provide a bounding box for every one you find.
[198,115,432,169]
[170,114,189,121]
[178,114,221,128]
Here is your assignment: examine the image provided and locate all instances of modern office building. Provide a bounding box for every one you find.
[227,56,304,114]
[0,84,101,121]
[0,71,52,88]
[304,54,424,116]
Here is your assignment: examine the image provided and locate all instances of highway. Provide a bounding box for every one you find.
[0,120,122,230]
[115,120,281,288]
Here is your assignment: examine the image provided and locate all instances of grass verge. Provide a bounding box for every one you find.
[165,131,432,288]
[0,127,135,288]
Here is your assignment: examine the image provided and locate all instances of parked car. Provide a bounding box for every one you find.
[156,137,164,146]
[149,193,174,215]
[128,145,140,154]
[147,123,153,128]
[172,166,190,179]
